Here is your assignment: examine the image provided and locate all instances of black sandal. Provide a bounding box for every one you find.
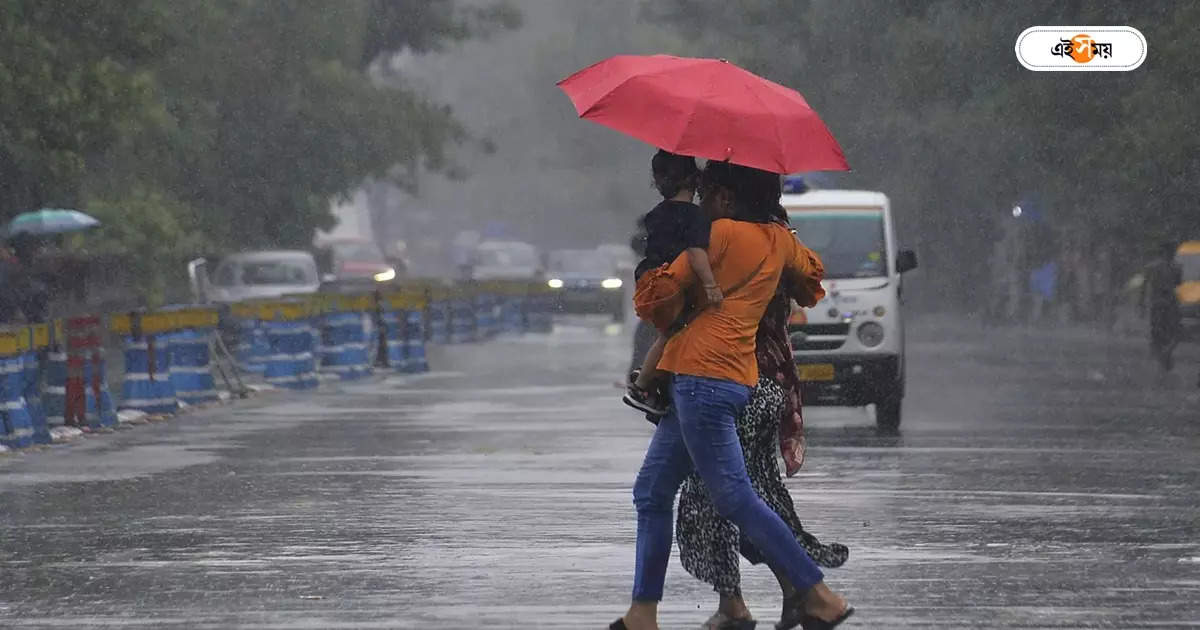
[798,607,853,630]
[717,615,759,629]
[610,618,628,630]
[777,592,854,630]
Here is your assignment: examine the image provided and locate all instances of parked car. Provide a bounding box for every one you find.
[190,250,321,304]
[545,248,625,321]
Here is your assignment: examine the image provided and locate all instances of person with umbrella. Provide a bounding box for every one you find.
[674,166,851,630]
[559,56,854,630]
[1,208,100,322]
[7,232,49,323]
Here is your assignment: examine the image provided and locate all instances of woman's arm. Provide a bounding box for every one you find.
[783,236,826,308]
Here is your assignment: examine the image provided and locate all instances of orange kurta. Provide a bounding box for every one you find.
[658,218,825,386]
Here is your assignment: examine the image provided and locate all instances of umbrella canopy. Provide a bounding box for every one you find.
[5,209,100,237]
[557,55,849,174]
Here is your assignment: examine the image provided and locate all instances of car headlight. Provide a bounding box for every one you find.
[601,278,623,289]
[373,268,397,282]
[857,322,885,347]
[547,278,564,289]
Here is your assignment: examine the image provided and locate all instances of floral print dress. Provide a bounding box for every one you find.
[675,288,848,597]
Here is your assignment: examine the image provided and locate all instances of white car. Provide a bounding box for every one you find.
[196,250,321,304]
[469,241,542,281]
[785,188,918,431]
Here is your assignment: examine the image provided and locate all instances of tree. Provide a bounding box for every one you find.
[0,0,169,215]
[646,0,1200,312]
[93,0,518,251]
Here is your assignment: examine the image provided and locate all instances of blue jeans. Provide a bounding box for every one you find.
[631,375,825,601]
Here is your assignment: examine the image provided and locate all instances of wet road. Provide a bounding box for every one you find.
[2,317,1199,629]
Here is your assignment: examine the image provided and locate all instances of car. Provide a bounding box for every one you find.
[545,248,626,321]
[784,187,917,432]
[319,238,396,284]
[469,240,542,281]
[597,242,637,274]
[192,250,321,304]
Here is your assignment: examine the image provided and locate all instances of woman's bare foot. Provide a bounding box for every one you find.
[619,601,659,630]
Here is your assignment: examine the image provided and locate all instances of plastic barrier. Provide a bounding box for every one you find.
[23,353,50,444]
[449,291,476,344]
[487,280,533,335]
[428,291,450,345]
[0,355,33,449]
[405,308,429,373]
[235,319,270,374]
[319,294,373,380]
[472,290,494,340]
[379,289,429,373]
[379,309,407,370]
[66,316,118,429]
[43,321,66,426]
[0,279,554,451]
[112,312,178,416]
[254,300,319,390]
[20,325,52,444]
[499,294,524,333]
[526,286,554,333]
[84,351,120,428]
[264,321,318,389]
[169,327,219,404]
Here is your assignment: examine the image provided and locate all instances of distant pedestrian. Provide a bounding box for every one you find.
[1141,241,1182,371]
[0,244,22,322]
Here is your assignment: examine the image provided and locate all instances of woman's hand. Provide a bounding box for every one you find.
[704,283,724,306]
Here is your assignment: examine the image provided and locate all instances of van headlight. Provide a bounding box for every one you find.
[857,322,885,347]
[374,268,396,282]
[601,278,623,289]
[547,278,564,289]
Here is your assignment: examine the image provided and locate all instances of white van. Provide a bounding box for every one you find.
[783,189,917,430]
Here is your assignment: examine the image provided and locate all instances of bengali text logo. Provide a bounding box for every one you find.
[1016,26,1146,71]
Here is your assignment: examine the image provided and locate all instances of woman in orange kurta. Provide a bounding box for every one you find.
[612,163,853,630]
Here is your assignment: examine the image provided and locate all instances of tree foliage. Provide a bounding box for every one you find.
[646,0,1200,308]
[0,0,518,304]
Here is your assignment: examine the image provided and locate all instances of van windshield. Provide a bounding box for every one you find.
[788,209,888,279]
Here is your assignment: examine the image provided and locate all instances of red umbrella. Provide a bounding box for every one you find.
[557,54,849,174]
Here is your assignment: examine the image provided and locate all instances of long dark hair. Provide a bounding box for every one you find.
[652,149,700,199]
[701,162,785,224]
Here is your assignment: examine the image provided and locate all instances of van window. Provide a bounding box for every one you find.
[788,209,887,279]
